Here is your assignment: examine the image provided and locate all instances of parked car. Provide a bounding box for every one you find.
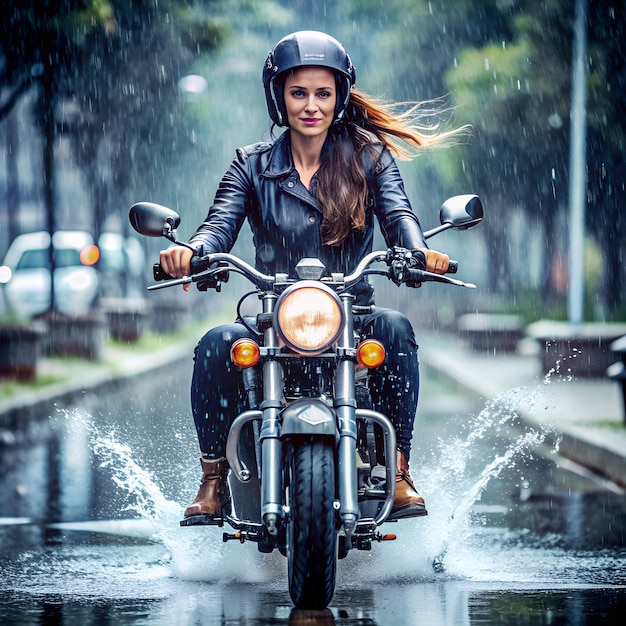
[0,230,100,319]
[97,232,145,299]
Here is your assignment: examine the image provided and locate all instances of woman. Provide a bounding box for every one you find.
[160,30,459,521]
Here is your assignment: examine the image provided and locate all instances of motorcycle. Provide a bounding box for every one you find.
[129,194,483,609]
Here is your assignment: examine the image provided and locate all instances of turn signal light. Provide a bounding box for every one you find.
[230,338,260,368]
[80,244,100,266]
[357,339,385,368]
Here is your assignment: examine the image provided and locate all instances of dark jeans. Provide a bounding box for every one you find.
[190,308,420,461]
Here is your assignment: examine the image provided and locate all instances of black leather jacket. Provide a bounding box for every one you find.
[189,131,428,304]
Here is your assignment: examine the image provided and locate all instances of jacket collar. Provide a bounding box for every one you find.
[262,131,294,179]
[261,130,321,211]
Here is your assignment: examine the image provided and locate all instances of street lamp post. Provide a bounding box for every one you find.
[567,0,588,324]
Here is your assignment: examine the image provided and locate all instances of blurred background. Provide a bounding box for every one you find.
[0,0,624,327]
[1,7,626,622]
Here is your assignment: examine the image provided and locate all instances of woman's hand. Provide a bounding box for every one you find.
[160,245,195,291]
[422,249,450,274]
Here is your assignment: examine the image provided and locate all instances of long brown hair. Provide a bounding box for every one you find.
[315,87,470,246]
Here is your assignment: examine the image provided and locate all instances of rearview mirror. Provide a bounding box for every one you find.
[129,202,181,238]
[439,195,483,230]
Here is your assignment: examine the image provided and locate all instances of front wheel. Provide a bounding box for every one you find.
[286,437,337,609]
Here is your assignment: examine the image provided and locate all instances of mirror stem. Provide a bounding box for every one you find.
[422,223,452,240]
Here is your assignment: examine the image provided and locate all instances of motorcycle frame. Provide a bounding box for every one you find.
[130,194,483,549]
[225,283,398,548]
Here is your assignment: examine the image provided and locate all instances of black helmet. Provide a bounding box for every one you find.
[263,30,356,127]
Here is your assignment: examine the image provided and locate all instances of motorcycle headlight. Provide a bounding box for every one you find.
[275,282,344,355]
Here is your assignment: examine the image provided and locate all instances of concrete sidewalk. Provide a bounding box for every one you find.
[420,336,626,490]
[0,340,197,430]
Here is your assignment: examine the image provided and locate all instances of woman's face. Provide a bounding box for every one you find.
[283,66,336,141]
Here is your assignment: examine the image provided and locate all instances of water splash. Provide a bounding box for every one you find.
[57,373,560,589]
[82,413,284,584]
[336,380,561,583]
[90,428,182,532]
[430,427,546,573]
[422,381,560,574]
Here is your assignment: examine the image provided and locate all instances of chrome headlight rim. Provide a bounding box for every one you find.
[274,281,344,355]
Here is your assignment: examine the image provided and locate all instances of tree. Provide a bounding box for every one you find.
[443,13,572,298]
[441,0,626,316]
[585,1,626,312]
[0,1,229,237]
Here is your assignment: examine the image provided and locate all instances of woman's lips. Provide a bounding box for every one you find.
[301,118,320,125]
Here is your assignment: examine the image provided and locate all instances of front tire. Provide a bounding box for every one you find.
[286,437,337,609]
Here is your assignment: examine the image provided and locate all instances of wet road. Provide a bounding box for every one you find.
[1,361,625,625]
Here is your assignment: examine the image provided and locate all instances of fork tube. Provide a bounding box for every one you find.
[335,293,359,536]
[259,293,283,535]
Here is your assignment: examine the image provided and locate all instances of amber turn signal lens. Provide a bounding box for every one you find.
[230,339,260,368]
[356,339,385,368]
[80,244,100,266]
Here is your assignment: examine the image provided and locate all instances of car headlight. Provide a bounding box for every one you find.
[63,268,94,291]
[275,282,344,355]
[0,266,12,284]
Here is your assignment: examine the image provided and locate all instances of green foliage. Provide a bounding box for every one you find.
[0,374,66,401]
[447,40,533,132]
[504,288,568,324]
[0,0,260,233]
[439,0,625,313]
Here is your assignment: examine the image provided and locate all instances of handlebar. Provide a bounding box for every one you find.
[148,248,473,292]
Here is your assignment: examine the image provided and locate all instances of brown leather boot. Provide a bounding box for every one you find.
[388,451,428,520]
[184,456,230,518]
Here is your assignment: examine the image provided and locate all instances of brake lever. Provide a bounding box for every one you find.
[147,275,192,291]
[147,264,230,291]
[407,268,476,289]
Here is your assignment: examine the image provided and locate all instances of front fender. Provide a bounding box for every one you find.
[280,398,338,441]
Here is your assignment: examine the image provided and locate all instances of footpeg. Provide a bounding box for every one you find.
[180,514,224,527]
[223,531,245,543]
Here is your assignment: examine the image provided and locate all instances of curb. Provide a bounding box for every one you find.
[0,341,195,433]
[420,342,626,490]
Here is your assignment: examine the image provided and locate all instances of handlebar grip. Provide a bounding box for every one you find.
[152,255,214,282]
[447,260,458,274]
[153,263,174,281]
[405,261,458,285]
[190,255,212,274]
